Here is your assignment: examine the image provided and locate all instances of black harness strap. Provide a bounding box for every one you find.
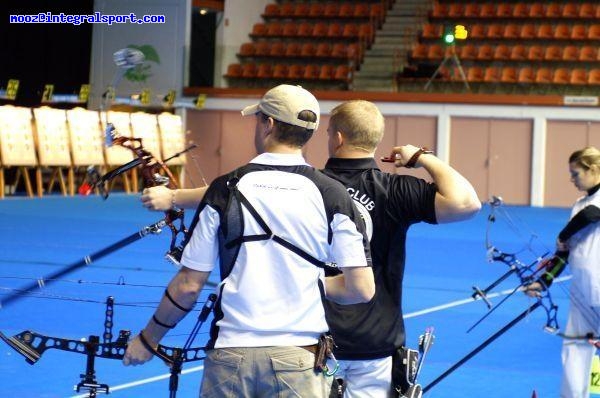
[224,176,328,270]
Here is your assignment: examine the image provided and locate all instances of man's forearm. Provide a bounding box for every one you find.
[173,187,208,209]
[325,267,375,305]
[142,267,208,345]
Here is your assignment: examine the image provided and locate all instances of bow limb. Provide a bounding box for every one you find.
[0,329,205,366]
[100,123,190,265]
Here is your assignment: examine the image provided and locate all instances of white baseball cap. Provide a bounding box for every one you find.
[241,84,320,130]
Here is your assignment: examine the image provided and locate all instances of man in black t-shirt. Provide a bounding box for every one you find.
[322,100,481,397]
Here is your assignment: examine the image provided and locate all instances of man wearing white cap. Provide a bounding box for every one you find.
[124,84,375,397]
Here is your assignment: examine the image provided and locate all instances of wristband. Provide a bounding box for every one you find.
[170,189,178,209]
[405,147,434,168]
[138,330,156,354]
[152,314,177,329]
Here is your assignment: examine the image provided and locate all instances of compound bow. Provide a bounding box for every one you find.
[0,294,215,398]
[0,123,196,309]
[0,123,213,396]
[424,196,600,393]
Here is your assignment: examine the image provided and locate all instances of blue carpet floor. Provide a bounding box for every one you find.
[0,194,592,397]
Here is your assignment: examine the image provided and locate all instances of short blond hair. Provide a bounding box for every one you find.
[569,146,600,171]
[329,100,384,152]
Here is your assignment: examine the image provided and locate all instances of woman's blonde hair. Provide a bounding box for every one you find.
[569,146,600,171]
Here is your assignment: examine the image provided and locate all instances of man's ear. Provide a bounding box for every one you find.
[264,116,275,136]
[334,130,344,149]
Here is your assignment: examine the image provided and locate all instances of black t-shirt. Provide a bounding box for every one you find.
[322,157,437,360]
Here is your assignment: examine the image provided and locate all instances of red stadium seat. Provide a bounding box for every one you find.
[224,63,242,78]
[256,63,273,79]
[520,24,536,39]
[553,24,571,40]
[512,3,529,18]
[251,23,267,37]
[266,22,283,36]
[552,68,570,85]
[570,24,588,40]
[308,3,325,18]
[303,64,320,80]
[410,44,428,60]
[479,3,496,18]
[319,64,335,80]
[334,65,353,83]
[562,3,579,18]
[518,67,535,84]
[300,43,317,57]
[579,45,598,61]
[282,22,298,37]
[293,3,310,18]
[241,63,257,78]
[536,24,554,39]
[562,46,579,61]
[510,45,527,61]
[427,44,444,60]
[476,44,494,60]
[500,67,518,83]
[464,3,480,18]
[503,24,521,39]
[527,45,544,61]
[238,42,256,57]
[544,46,562,61]
[297,22,313,37]
[285,42,301,57]
[447,3,464,18]
[287,64,304,80]
[466,66,484,82]
[272,64,289,79]
[269,42,286,57]
[588,69,600,85]
[529,3,544,18]
[263,4,280,17]
[579,3,597,18]
[255,41,271,56]
[486,24,504,39]
[493,45,511,61]
[339,4,354,18]
[496,4,512,18]
[545,3,563,18]
[483,67,501,83]
[315,43,332,58]
[534,68,553,84]
[459,44,477,60]
[570,69,588,85]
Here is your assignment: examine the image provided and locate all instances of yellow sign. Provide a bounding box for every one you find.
[164,90,176,106]
[6,79,19,100]
[195,94,206,109]
[79,84,90,102]
[455,25,468,40]
[590,355,600,393]
[41,84,54,102]
[140,88,151,105]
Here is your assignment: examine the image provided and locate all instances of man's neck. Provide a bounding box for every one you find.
[264,143,303,155]
[334,147,375,159]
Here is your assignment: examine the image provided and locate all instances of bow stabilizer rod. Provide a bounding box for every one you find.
[423,301,541,393]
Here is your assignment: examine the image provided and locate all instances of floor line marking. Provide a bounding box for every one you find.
[68,365,204,398]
